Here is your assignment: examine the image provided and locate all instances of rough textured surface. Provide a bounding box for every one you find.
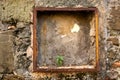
[0,0,120,80]
[106,0,120,79]
[35,0,100,7]
[34,0,107,80]
[108,6,120,30]
[0,0,34,22]
[0,30,14,73]
[37,11,95,67]
[13,23,33,79]
[2,74,25,80]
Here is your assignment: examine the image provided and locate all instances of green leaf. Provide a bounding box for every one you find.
[56,55,64,66]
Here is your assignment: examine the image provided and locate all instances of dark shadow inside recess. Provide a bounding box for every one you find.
[36,11,96,67]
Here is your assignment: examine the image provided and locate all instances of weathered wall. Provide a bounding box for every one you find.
[0,0,34,22]
[106,0,120,79]
[0,0,34,80]
[0,0,120,80]
[37,11,96,67]
[0,30,14,73]
[34,0,107,80]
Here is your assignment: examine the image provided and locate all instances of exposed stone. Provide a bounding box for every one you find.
[16,22,26,28]
[2,74,25,80]
[8,26,16,30]
[112,62,120,68]
[14,69,33,80]
[0,66,4,73]
[26,46,33,59]
[109,6,120,30]
[15,69,26,76]
[0,21,8,31]
[15,53,32,69]
[0,74,3,80]
[107,70,119,79]
[0,31,14,73]
[107,37,119,46]
[109,30,120,36]
[108,50,116,60]
[13,25,31,52]
[0,21,4,31]
[0,0,120,80]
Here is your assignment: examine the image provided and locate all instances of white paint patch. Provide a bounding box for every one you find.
[71,23,80,33]
[61,35,67,38]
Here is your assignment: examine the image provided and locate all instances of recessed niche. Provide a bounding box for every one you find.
[33,7,99,72]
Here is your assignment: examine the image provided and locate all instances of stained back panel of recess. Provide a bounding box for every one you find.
[36,11,96,67]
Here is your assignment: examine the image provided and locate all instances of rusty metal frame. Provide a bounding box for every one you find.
[33,7,99,72]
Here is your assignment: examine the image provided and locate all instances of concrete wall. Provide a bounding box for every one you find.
[0,0,120,80]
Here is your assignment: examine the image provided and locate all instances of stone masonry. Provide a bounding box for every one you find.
[0,0,120,80]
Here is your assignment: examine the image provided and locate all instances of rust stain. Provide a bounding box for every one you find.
[95,10,99,71]
[33,8,38,71]
[35,7,97,11]
[52,15,75,35]
[41,22,47,65]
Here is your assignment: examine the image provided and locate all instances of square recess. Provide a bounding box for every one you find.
[33,7,99,72]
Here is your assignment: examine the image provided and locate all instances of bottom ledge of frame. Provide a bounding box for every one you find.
[38,65,95,69]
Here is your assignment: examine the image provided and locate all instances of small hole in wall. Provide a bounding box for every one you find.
[3,7,5,10]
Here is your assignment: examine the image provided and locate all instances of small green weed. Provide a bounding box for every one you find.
[56,55,64,66]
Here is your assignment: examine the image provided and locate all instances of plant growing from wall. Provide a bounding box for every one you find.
[56,55,64,66]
